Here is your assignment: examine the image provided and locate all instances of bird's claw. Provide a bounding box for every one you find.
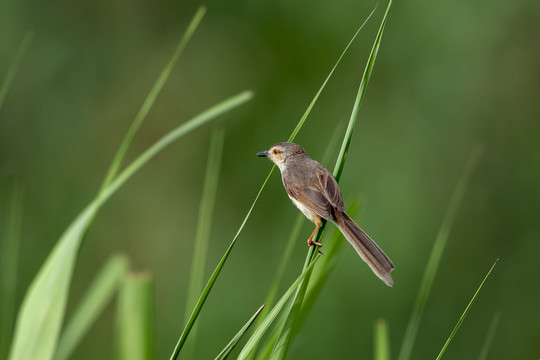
[307,239,323,247]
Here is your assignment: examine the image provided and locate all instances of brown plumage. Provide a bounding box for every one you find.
[257,142,394,286]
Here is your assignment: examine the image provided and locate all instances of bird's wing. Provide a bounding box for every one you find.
[316,168,345,212]
[283,164,344,221]
[285,181,334,220]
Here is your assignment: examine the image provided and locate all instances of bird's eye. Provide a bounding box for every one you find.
[273,149,279,155]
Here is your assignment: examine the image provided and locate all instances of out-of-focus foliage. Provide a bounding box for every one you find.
[1,0,538,359]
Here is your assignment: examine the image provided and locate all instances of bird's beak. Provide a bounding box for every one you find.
[257,150,268,157]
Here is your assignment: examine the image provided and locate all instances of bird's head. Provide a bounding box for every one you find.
[257,142,306,170]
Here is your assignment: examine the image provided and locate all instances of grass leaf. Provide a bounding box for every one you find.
[249,121,347,360]
[374,319,391,360]
[168,4,369,357]
[298,199,361,326]
[0,31,32,110]
[53,255,129,360]
[214,305,265,360]
[7,90,251,360]
[397,145,482,360]
[183,129,225,358]
[287,5,377,141]
[269,2,393,358]
[248,213,304,341]
[237,255,321,360]
[100,6,206,189]
[0,183,24,360]
[435,259,499,360]
[116,272,154,360]
[332,0,391,182]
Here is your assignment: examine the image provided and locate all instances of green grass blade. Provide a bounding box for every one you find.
[270,3,393,358]
[237,255,321,360]
[214,304,265,360]
[116,272,154,360]
[183,129,225,358]
[0,31,33,111]
[168,14,365,354]
[435,259,499,360]
[250,120,345,356]
[256,200,358,360]
[53,255,129,360]
[298,200,360,326]
[287,6,376,141]
[248,213,304,336]
[169,162,274,360]
[397,145,482,360]
[0,183,24,360]
[254,222,345,360]
[477,312,501,360]
[7,91,251,360]
[169,6,373,359]
[332,1,391,182]
[374,319,390,360]
[101,6,206,189]
[254,324,281,360]
[250,121,347,360]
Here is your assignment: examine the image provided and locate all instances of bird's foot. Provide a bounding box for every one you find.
[307,239,323,247]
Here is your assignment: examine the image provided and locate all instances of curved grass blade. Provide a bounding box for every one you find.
[270,2,393,358]
[248,213,304,345]
[298,199,361,326]
[169,163,273,360]
[435,259,499,360]
[237,255,321,360]
[287,5,377,141]
[0,183,24,360]
[116,272,154,360]
[397,145,482,360]
[332,0,391,182]
[0,31,33,111]
[183,129,225,358]
[255,199,358,359]
[53,255,129,360]
[101,6,206,189]
[477,312,501,360]
[250,120,347,360]
[254,210,351,360]
[214,304,265,360]
[7,90,251,360]
[255,326,281,360]
[374,319,391,360]
[168,7,370,358]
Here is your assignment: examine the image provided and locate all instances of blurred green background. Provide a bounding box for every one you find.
[1,0,539,358]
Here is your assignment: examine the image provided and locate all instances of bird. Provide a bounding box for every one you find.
[257,142,394,286]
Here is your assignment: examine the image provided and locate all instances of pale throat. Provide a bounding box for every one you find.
[273,158,287,172]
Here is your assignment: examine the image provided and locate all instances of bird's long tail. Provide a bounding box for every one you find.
[334,211,394,287]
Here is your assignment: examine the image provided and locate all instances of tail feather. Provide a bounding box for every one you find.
[335,211,395,287]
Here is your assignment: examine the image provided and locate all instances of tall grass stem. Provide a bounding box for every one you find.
[183,129,225,358]
[100,7,206,189]
[116,273,155,360]
[53,255,129,360]
[435,259,499,360]
[270,2,393,358]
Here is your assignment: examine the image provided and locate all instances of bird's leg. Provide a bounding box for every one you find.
[307,219,323,247]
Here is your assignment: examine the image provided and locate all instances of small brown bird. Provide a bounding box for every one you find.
[257,142,394,286]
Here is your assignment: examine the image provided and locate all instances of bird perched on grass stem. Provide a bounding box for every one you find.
[257,142,394,287]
